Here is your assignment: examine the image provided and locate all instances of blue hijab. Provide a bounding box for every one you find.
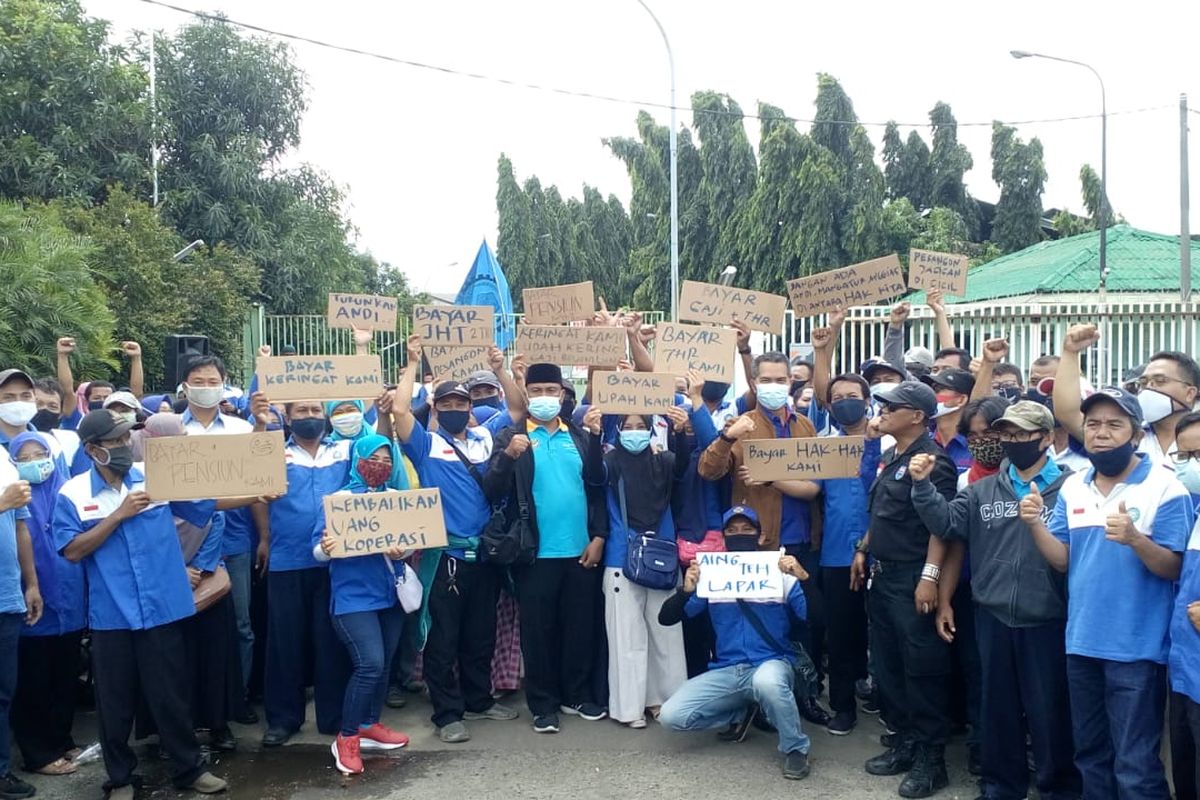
[140,394,170,415]
[345,433,410,493]
[8,432,67,535]
[325,399,376,442]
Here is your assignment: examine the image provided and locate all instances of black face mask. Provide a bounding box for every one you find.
[93,444,133,476]
[31,409,61,432]
[88,401,104,411]
[290,417,327,441]
[473,396,502,410]
[561,397,577,421]
[1086,441,1137,477]
[1002,439,1047,471]
[723,533,759,552]
[830,398,867,428]
[438,409,470,435]
[996,386,1023,403]
[701,382,729,403]
[790,379,808,396]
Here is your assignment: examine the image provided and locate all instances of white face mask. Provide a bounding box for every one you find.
[869,383,896,400]
[330,411,364,437]
[0,401,37,427]
[114,411,137,426]
[1177,458,1200,493]
[186,384,224,409]
[1137,388,1175,425]
[755,383,790,411]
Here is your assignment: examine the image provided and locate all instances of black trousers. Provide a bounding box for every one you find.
[425,554,502,727]
[785,546,825,687]
[92,622,203,791]
[1172,691,1198,800]
[868,560,951,746]
[12,631,81,771]
[948,579,982,748]
[975,608,1079,800]
[822,566,868,716]
[514,557,600,716]
[681,607,715,678]
[264,568,349,734]
[184,594,240,731]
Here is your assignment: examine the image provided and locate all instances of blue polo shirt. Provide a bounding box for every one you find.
[818,433,882,567]
[1171,519,1200,703]
[1048,454,1192,664]
[1008,457,1062,500]
[0,460,31,615]
[936,430,971,474]
[269,438,351,572]
[54,465,215,630]
[529,419,588,558]
[313,488,401,616]
[766,410,811,547]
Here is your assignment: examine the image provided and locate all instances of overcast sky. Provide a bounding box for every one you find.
[85,0,1200,296]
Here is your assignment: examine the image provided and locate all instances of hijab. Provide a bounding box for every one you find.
[346,433,411,493]
[132,412,185,461]
[140,394,169,415]
[605,414,672,532]
[8,432,66,536]
[324,399,376,442]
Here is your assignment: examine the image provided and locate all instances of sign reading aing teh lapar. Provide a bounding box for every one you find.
[696,551,784,602]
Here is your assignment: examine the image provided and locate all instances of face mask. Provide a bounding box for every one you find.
[790,379,808,395]
[830,398,867,428]
[1137,388,1176,425]
[356,458,392,488]
[701,382,729,403]
[16,459,54,484]
[723,533,759,552]
[619,430,652,454]
[438,409,470,435]
[561,397,577,421]
[30,409,60,432]
[967,433,1004,469]
[933,392,961,419]
[93,444,133,476]
[1002,439,1047,471]
[995,386,1023,403]
[114,411,137,426]
[290,417,327,441]
[756,384,789,411]
[88,401,104,411]
[1086,441,1136,477]
[0,401,37,428]
[869,383,895,400]
[186,384,224,410]
[528,396,562,422]
[1177,459,1200,495]
[330,411,364,438]
[473,396,502,410]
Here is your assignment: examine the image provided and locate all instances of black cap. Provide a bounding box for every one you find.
[922,367,975,397]
[0,368,33,390]
[77,408,141,444]
[874,380,937,418]
[1080,386,1144,427]
[465,370,501,391]
[526,363,563,386]
[859,358,905,384]
[432,380,471,403]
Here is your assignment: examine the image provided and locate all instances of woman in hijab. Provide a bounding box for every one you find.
[314,433,419,775]
[589,406,691,729]
[139,394,172,416]
[325,400,375,443]
[8,432,85,776]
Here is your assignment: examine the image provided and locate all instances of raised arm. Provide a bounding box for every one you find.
[56,337,77,418]
[665,405,692,480]
[624,312,655,373]
[353,328,372,356]
[810,307,843,410]
[970,338,1010,403]
[731,317,755,408]
[1053,324,1096,442]
[927,289,956,351]
[488,346,526,421]
[392,335,422,444]
[121,341,144,397]
[698,412,754,481]
[883,301,909,377]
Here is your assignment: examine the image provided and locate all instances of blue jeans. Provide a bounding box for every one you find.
[0,612,23,775]
[224,552,254,692]
[332,605,405,737]
[659,659,810,755]
[1066,655,1168,799]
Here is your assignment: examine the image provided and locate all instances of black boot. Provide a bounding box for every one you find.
[798,694,833,726]
[899,743,949,798]
[865,735,915,776]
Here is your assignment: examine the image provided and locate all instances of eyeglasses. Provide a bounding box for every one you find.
[1136,374,1195,392]
[1171,451,1200,465]
[878,402,915,414]
[996,430,1043,443]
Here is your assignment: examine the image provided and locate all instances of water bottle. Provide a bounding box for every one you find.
[73,743,102,765]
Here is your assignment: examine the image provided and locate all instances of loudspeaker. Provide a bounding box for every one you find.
[164,335,211,388]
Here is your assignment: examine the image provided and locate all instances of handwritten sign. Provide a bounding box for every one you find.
[144,431,287,501]
[741,435,866,483]
[786,254,907,317]
[522,281,595,325]
[908,249,969,298]
[697,551,784,602]
[678,281,787,333]
[653,322,735,382]
[424,345,491,382]
[592,371,675,415]
[327,293,398,333]
[516,325,626,367]
[257,355,383,402]
[412,305,495,347]
[323,488,448,558]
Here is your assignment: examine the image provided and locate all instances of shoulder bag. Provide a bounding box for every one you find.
[619,476,678,590]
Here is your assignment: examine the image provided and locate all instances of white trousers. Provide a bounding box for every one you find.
[603,569,686,723]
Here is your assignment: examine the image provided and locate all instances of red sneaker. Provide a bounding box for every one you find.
[359,723,410,751]
[332,734,363,774]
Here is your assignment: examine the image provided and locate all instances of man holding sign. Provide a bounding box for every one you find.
[658,506,813,781]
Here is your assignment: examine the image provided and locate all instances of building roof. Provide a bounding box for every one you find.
[906,225,1197,304]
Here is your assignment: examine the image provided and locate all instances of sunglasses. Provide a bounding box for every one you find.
[879,402,915,414]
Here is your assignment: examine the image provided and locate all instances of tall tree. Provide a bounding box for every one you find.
[692,92,757,280]
[1079,163,1116,228]
[840,125,887,262]
[882,123,933,210]
[495,154,536,309]
[991,122,1047,252]
[928,102,976,227]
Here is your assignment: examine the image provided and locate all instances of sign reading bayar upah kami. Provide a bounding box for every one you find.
[741,435,866,483]
[696,551,784,602]
[591,371,676,415]
[322,488,448,558]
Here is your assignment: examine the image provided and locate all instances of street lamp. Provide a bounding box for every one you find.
[636,0,679,322]
[173,240,204,262]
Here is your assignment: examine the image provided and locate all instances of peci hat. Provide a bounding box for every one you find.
[526,363,563,386]
[1080,386,1144,428]
[991,400,1055,433]
[922,367,976,397]
[721,505,761,532]
[77,408,141,444]
[874,381,938,418]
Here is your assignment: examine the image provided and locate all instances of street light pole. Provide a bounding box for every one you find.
[636,0,679,321]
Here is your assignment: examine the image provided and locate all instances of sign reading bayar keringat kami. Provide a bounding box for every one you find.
[323,488,448,558]
[256,355,384,402]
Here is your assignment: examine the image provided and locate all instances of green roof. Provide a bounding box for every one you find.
[907,225,1197,304]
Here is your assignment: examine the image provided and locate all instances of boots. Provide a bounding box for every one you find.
[899,743,949,798]
[865,735,915,776]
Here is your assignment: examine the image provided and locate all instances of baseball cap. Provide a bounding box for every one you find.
[465,370,501,391]
[102,391,140,411]
[922,367,975,397]
[77,408,141,444]
[721,505,761,531]
[991,400,1055,433]
[0,368,33,390]
[904,346,935,368]
[874,380,938,418]
[1080,386,1144,427]
[432,380,471,403]
[860,357,905,384]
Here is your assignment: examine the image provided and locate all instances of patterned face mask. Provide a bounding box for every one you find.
[967,432,1004,469]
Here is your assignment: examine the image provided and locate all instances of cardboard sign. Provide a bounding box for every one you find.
[696,551,784,602]
[424,345,491,382]
[257,355,384,402]
[786,254,907,317]
[591,371,676,415]
[653,322,735,382]
[908,248,969,298]
[522,281,595,325]
[515,325,626,368]
[678,280,787,333]
[144,431,287,501]
[412,305,495,347]
[327,293,398,332]
[322,488,448,558]
[741,435,866,483]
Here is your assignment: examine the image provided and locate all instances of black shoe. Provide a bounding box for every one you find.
[560,703,607,721]
[234,707,259,725]
[967,743,982,776]
[209,726,237,752]
[261,727,295,747]
[532,714,560,734]
[865,739,915,776]
[861,691,882,715]
[798,695,833,726]
[751,707,776,733]
[717,703,758,743]
[782,750,811,780]
[0,773,35,799]
[880,731,901,748]
[827,710,856,736]
[855,678,873,701]
[898,744,949,799]
[385,685,407,709]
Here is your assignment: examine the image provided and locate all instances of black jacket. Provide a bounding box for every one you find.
[483,421,609,546]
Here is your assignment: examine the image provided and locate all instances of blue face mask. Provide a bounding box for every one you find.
[756,383,790,411]
[618,430,652,454]
[528,396,562,422]
[1086,440,1137,477]
[290,416,327,441]
[16,458,54,484]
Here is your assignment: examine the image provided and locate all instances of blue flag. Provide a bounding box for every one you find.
[455,239,515,350]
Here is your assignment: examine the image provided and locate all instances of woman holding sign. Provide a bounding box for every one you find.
[313,433,420,775]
